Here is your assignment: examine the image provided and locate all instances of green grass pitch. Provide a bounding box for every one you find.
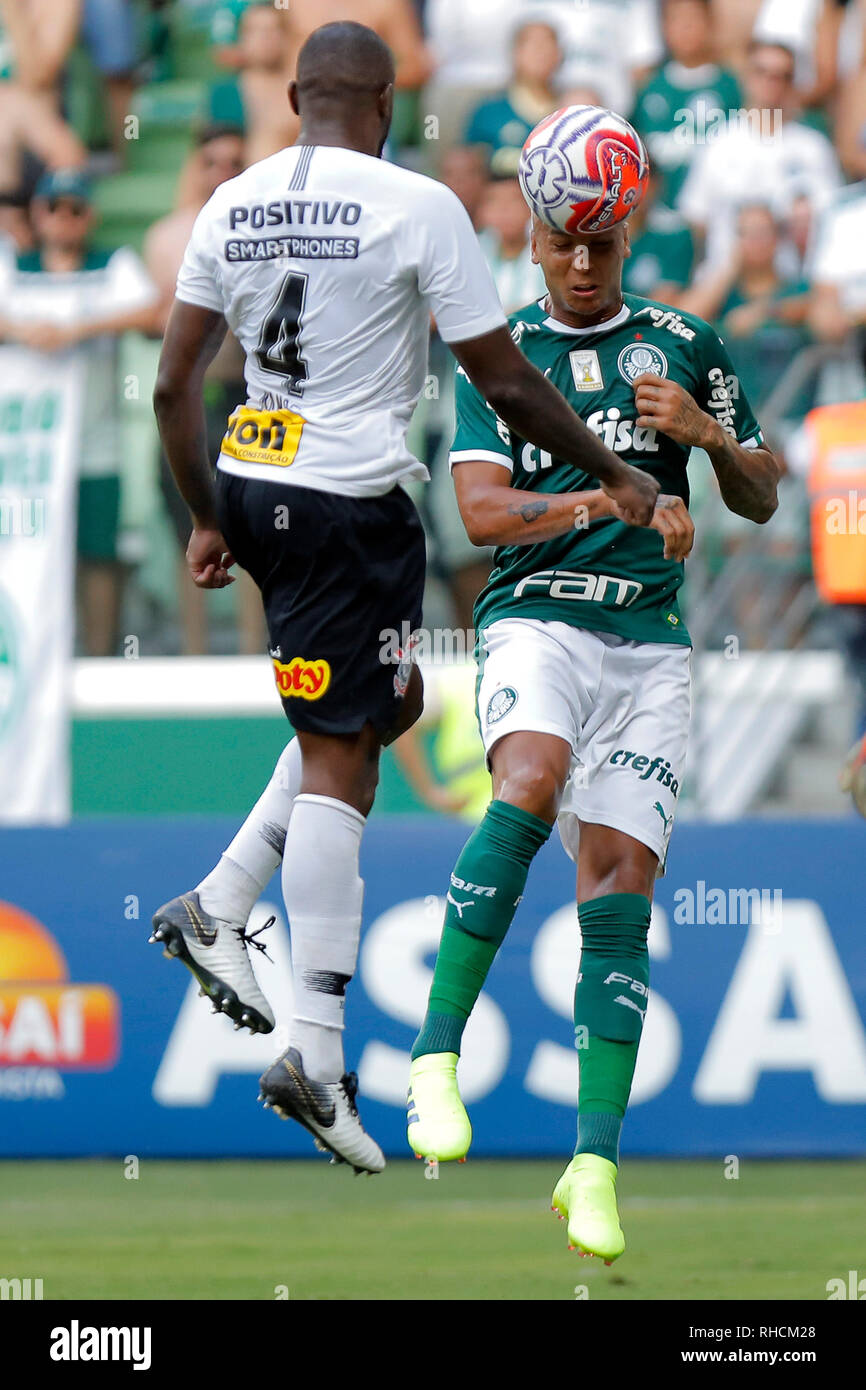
[1,1158,862,1301]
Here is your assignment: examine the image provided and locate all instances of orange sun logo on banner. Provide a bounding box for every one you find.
[0,902,119,1069]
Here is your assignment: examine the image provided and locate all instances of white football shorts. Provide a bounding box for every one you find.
[476,618,692,872]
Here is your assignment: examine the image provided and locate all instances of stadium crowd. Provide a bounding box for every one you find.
[0,0,865,662]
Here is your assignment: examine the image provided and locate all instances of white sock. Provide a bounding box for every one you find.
[196,738,302,923]
[282,793,366,1083]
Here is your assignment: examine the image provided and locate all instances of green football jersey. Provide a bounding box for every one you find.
[450,293,764,647]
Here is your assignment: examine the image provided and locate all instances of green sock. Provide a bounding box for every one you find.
[412,800,551,1059]
[574,892,651,1166]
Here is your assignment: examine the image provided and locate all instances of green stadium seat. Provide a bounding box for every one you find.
[92,171,180,254]
[168,3,223,84]
[126,130,194,175]
[132,79,207,127]
[123,81,203,175]
[66,44,110,150]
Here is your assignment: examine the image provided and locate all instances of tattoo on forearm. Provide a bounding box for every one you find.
[508,498,549,524]
[709,436,778,520]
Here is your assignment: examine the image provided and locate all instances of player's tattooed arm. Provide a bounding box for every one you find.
[509,498,550,524]
[453,460,611,545]
[701,428,780,523]
[632,373,780,523]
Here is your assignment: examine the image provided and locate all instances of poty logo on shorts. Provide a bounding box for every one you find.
[271,656,331,700]
[487,687,518,724]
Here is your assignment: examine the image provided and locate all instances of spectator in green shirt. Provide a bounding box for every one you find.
[464,18,564,178]
[679,201,814,627]
[679,202,813,418]
[631,0,741,211]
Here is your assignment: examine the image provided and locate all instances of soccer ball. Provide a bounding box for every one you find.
[518,105,649,236]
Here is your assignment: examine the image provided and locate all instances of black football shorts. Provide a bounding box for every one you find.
[215,472,425,736]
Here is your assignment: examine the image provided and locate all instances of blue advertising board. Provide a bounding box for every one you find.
[0,817,864,1158]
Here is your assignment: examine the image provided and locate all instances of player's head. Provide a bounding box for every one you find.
[531,216,630,325]
[31,169,95,252]
[290,22,396,157]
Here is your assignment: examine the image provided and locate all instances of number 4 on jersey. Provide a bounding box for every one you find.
[255,271,309,395]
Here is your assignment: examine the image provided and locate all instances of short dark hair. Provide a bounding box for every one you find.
[296,21,395,106]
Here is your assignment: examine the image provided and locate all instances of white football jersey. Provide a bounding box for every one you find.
[175,144,506,496]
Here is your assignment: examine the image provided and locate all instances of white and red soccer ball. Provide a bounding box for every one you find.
[518,105,649,235]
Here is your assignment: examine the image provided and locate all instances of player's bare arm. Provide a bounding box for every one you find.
[454,459,694,561]
[632,371,780,523]
[453,458,612,545]
[452,327,660,527]
[701,422,780,524]
[154,299,236,589]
